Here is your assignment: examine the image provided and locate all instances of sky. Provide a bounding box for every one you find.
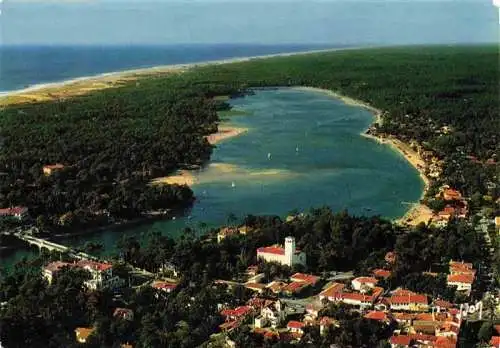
[0,0,498,45]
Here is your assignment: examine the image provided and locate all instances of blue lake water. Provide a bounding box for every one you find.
[32,88,424,260]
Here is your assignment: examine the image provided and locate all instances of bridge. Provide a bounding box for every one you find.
[13,232,96,260]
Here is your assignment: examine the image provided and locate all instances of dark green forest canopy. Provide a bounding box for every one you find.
[0,45,498,231]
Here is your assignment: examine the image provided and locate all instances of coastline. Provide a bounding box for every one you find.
[293,86,432,226]
[0,46,365,106]
[151,125,248,187]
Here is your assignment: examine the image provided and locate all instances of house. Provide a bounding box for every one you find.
[490,336,500,348]
[260,300,286,328]
[113,308,134,321]
[75,327,94,344]
[77,260,120,290]
[447,273,474,295]
[364,311,391,324]
[290,273,319,285]
[319,316,339,336]
[266,281,287,294]
[372,269,392,279]
[305,302,324,320]
[221,306,253,322]
[246,265,259,277]
[257,237,306,267]
[43,261,74,284]
[434,336,457,348]
[319,282,345,302]
[219,320,239,332]
[442,188,462,201]
[389,335,412,347]
[287,321,305,335]
[389,292,429,312]
[392,312,416,326]
[254,316,268,328]
[217,227,238,243]
[495,216,500,233]
[43,164,65,176]
[449,260,475,275]
[0,206,28,221]
[282,281,308,296]
[351,276,378,291]
[245,282,266,294]
[152,280,178,293]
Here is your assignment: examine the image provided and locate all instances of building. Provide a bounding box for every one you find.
[43,164,65,176]
[290,273,319,285]
[0,206,28,221]
[385,251,397,264]
[319,282,345,302]
[256,237,306,267]
[447,273,474,295]
[77,260,120,290]
[245,282,266,294]
[449,260,475,275]
[152,280,178,293]
[75,327,94,344]
[389,292,429,312]
[259,300,286,328]
[113,308,134,321]
[319,317,339,336]
[221,306,253,322]
[389,335,412,348]
[287,321,305,335]
[364,311,391,324]
[442,188,462,201]
[43,261,74,284]
[352,277,378,291]
[372,269,392,279]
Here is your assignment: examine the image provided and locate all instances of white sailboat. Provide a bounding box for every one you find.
[267,152,272,160]
[231,181,236,188]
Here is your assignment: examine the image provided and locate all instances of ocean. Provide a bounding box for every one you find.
[0,0,497,92]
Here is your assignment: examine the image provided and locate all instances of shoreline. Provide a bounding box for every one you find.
[294,86,432,226]
[0,46,366,105]
[151,125,248,187]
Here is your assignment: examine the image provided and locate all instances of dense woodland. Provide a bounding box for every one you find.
[0,45,498,347]
[1,45,498,233]
[0,208,495,347]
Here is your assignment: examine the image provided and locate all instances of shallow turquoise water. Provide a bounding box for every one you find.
[1,88,423,264]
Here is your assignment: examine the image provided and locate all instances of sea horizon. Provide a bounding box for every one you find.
[0,43,349,93]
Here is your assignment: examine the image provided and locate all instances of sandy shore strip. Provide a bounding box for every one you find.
[0,46,367,106]
[152,125,248,186]
[295,86,431,226]
[205,126,248,145]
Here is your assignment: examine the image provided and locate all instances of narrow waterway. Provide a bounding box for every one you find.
[1,88,424,265]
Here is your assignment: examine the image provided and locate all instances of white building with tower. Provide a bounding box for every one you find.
[256,236,306,266]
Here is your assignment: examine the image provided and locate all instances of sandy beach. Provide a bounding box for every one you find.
[0,47,362,107]
[295,86,432,226]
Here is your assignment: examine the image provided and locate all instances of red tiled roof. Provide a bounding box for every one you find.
[77,260,112,272]
[353,276,378,284]
[392,289,416,296]
[495,325,500,335]
[44,261,73,273]
[283,281,308,293]
[364,311,388,321]
[447,273,474,284]
[390,335,412,346]
[219,320,239,331]
[267,281,287,293]
[434,336,457,348]
[393,312,416,321]
[390,294,428,305]
[43,164,65,170]
[290,273,319,284]
[287,320,305,329]
[409,334,437,342]
[319,282,345,298]
[113,308,133,317]
[319,316,336,326]
[490,336,500,347]
[434,299,454,309]
[0,206,28,216]
[372,269,391,279]
[245,282,266,291]
[152,281,177,291]
[257,246,302,255]
[443,188,462,200]
[221,306,252,319]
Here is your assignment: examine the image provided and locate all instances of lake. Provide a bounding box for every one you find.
[0,87,425,267]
